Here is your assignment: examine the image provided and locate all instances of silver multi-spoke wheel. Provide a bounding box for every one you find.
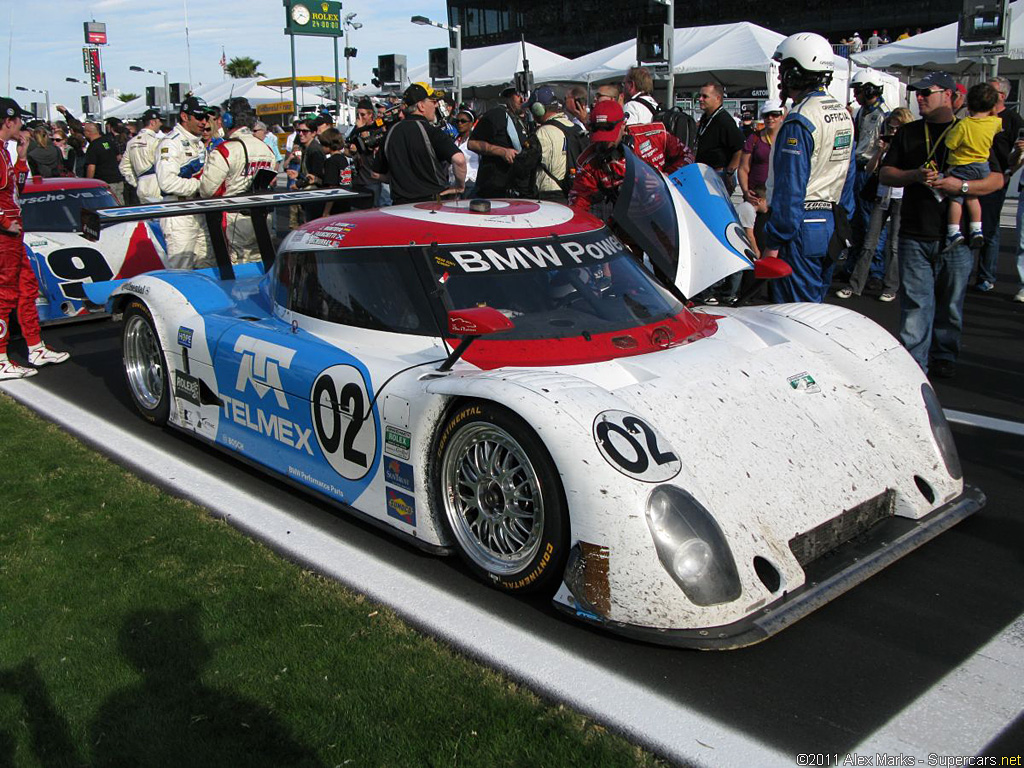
[123,312,165,412]
[441,423,545,575]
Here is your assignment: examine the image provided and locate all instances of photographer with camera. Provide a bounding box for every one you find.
[372,83,465,205]
[346,98,385,206]
[199,97,276,263]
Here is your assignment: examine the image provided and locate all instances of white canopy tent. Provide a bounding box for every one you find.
[852,1,1024,73]
[535,22,903,111]
[352,41,569,97]
[100,77,324,121]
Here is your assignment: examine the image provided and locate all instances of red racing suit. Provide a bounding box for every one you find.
[0,150,40,353]
[569,123,694,215]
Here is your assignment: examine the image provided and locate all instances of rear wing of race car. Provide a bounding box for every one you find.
[81,187,372,281]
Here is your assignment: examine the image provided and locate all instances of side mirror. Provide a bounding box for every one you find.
[446,307,514,336]
[439,307,514,372]
[753,257,792,281]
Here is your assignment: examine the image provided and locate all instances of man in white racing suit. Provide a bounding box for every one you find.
[155,96,212,269]
[199,98,276,264]
[119,108,164,204]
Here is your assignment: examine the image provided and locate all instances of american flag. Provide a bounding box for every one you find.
[219,48,226,70]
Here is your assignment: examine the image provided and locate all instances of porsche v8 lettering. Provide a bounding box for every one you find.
[234,335,296,409]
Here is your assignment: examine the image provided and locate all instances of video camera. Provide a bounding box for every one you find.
[348,104,403,153]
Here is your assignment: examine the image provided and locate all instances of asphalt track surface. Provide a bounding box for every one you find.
[4,233,1023,766]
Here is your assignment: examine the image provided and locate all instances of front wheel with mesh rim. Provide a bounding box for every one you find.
[122,300,170,425]
[433,401,569,593]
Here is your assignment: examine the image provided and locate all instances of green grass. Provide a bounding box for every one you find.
[0,394,666,768]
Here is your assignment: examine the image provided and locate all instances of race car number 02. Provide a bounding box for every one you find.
[593,410,681,482]
[311,364,378,481]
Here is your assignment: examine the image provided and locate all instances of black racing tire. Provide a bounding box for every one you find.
[432,400,570,594]
[121,300,170,426]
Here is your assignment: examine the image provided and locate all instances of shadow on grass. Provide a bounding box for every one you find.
[1,606,325,767]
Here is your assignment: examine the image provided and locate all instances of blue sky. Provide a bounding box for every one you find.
[3,0,450,112]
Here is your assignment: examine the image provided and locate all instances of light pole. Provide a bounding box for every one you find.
[129,64,170,117]
[65,77,91,119]
[344,13,362,105]
[652,0,675,107]
[411,15,462,106]
[15,85,50,123]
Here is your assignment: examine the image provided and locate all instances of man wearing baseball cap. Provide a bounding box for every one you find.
[155,95,212,268]
[879,70,1005,378]
[372,83,465,204]
[0,98,70,379]
[120,108,165,204]
[468,83,529,197]
[568,99,691,216]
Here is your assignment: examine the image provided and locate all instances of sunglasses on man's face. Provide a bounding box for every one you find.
[591,120,621,132]
[297,128,313,134]
[455,118,472,124]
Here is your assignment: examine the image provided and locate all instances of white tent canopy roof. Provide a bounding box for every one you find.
[535,21,787,84]
[100,77,325,120]
[852,1,1024,71]
[352,41,569,97]
[533,22,902,108]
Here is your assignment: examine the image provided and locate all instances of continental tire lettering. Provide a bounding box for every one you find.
[505,543,555,590]
[435,405,482,459]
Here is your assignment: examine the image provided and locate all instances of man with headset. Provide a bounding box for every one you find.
[849,70,890,258]
[762,32,856,303]
[199,97,276,264]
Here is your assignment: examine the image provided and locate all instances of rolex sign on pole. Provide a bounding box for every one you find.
[285,0,343,37]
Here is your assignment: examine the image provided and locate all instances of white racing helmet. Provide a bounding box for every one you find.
[773,32,835,90]
[851,69,884,100]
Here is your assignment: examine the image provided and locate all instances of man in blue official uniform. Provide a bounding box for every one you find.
[763,32,856,303]
[848,70,890,265]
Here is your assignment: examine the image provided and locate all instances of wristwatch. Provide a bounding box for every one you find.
[961,180,970,194]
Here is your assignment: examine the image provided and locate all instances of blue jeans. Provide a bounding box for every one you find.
[898,237,973,372]
[976,187,1005,284]
[1016,192,1024,287]
[850,166,874,252]
[849,198,901,294]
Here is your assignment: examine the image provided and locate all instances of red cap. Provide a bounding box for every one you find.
[589,100,625,142]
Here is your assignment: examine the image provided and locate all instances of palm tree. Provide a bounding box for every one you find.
[118,93,140,103]
[225,56,265,78]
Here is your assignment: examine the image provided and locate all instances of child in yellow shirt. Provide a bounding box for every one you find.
[943,82,1002,249]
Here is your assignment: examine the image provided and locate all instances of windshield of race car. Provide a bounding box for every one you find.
[20,187,120,233]
[430,229,686,340]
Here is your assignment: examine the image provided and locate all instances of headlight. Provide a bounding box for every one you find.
[921,384,962,480]
[646,486,741,606]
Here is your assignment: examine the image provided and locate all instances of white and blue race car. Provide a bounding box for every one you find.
[22,177,166,324]
[85,159,982,648]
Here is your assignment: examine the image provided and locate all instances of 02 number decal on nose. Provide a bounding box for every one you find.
[593,410,681,482]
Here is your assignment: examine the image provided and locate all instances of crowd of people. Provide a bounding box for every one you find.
[834,27,925,54]
[2,30,1022,384]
